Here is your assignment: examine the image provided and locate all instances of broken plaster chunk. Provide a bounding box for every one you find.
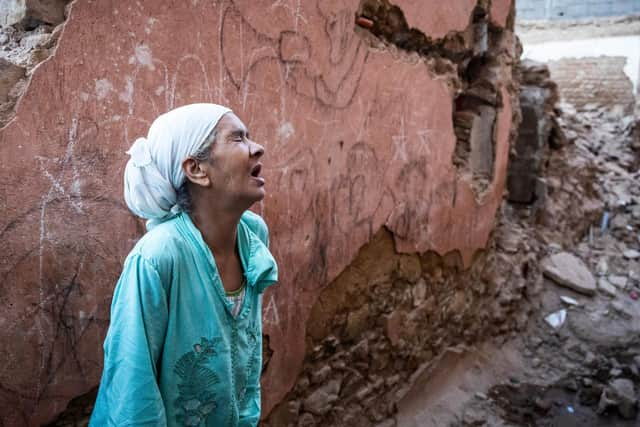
[545,309,566,329]
[542,252,596,296]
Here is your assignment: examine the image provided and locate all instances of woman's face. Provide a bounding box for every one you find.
[201,112,266,208]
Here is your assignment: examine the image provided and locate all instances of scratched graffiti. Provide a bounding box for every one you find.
[0,0,513,424]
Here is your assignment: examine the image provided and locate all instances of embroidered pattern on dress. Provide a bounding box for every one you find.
[237,327,260,405]
[174,337,222,426]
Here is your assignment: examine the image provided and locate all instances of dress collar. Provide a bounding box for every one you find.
[176,212,278,293]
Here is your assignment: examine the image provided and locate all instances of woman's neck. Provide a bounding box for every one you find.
[190,202,243,257]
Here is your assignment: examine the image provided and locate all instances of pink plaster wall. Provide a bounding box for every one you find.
[396,0,478,39]
[0,0,514,424]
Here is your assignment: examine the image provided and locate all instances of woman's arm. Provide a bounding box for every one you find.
[90,254,169,427]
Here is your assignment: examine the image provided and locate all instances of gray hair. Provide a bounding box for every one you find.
[176,127,218,213]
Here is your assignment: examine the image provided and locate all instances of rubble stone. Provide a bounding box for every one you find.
[297,412,316,427]
[303,380,342,416]
[597,278,617,297]
[310,365,332,385]
[597,378,638,419]
[610,301,633,319]
[608,275,628,289]
[623,249,640,260]
[542,252,597,295]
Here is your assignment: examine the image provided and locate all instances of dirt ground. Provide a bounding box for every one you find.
[394,101,640,427]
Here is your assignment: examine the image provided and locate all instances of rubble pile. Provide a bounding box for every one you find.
[450,66,640,426]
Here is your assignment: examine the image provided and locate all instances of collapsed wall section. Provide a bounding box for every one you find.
[264,225,535,426]
[0,0,518,425]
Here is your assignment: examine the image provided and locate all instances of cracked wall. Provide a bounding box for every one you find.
[0,0,518,425]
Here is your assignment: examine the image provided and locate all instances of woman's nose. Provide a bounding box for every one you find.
[250,140,265,158]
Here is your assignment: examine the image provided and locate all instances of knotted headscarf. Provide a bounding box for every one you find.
[124,103,232,229]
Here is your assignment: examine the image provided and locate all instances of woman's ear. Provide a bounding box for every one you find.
[182,157,211,187]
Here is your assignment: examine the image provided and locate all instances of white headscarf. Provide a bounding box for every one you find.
[124,103,232,229]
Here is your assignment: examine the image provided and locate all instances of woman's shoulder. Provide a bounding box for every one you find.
[240,210,269,247]
[126,217,189,274]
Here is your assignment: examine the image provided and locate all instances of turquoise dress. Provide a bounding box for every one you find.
[90,211,278,427]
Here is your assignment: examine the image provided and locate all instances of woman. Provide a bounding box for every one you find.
[90,103,278,427]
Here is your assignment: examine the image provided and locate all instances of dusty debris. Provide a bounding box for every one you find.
[428,56,640,426]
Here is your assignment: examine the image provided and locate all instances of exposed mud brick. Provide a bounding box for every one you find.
[0,0,518,425]
[469,105,496,180]
[547,56,635,114]
[266,223,536,426]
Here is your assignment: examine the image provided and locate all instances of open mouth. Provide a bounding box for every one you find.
[250,164,264,186]
[250,163,262,178]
